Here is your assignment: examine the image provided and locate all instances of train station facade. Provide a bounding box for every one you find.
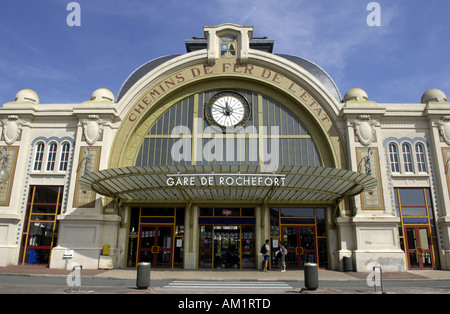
[0,24,449,272]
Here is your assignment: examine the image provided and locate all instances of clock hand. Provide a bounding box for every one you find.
[224,101,232,116]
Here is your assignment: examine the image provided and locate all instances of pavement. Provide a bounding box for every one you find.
[1,265,450,294]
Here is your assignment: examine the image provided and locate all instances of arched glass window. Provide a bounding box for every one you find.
[388,143,400,173]
[46,142,58,171]
[59,142,70,171]
[402,143,414,173]
[415,143,427,173]
[33,142,45,171]
[135,91,322,167]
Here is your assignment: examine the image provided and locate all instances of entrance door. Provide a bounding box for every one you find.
[281,226,316,269]
[139,225,173,268]
[20,186,62,266]
[199,224,255,269]
[405,226,434,269]
[213,225,240,269]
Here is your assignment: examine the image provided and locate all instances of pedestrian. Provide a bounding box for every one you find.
[276,242,287,272]
[263,239,270,272]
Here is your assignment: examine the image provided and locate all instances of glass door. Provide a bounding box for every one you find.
[214,225,240,269]
[139,225,173,268]
[282,226,316,269]
[199,224,255,269]
[20,186,62,266]
[405,226,434,269]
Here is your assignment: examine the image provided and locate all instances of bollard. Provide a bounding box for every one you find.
[69,265,82,293]
[304,263,318,290]
[136,262,151,289]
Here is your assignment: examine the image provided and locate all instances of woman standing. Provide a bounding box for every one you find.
[277,242,288,272]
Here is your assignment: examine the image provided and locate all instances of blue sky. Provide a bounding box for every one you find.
[0,0,449,105]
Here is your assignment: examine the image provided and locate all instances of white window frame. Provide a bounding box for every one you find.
[388,142,400,173]
[402,143,414,173]
[415,142,428,173]
[33,142,45,171]
[59,142,70,172]
[46,142,58,171]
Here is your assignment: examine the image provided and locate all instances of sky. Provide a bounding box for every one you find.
[0,0,449,105]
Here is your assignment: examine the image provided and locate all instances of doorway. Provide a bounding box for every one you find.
[138,225,174,268]
[404,225,434,269]
[199,224,255,269]
[395,188,438,270]
[20,186,63,266]
[281,226,317,269]
[127,207,184,268]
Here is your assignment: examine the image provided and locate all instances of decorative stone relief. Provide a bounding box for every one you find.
[73,146,101,208]
[356,147,384,210]
[1,115,24,145]
[81,115,104,145]
[204,24,252,66]
[436,116,450,146]
[352,115,379,146]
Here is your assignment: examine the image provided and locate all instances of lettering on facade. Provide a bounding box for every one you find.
[126,63,332,129]
[166,173,286,187]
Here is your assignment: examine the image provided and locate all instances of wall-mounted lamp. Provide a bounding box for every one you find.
[83,148,91,175]
[77,147,91,175]
[0,147,10,183]
[77,148,91,193]
[359,147,373,175]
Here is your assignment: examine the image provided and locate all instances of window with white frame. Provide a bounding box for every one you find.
[33,142,45,171]
[59,142,70,171]
[46,142,58,171]
[415,142,427,173]
[388,143,400,173]
[388,140,429,175]
[402,143,414,173]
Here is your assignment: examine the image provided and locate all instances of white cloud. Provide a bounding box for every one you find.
[210,0,397,74]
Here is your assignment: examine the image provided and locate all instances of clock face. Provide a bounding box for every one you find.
[211,96,245,127]
[205,91,251,132]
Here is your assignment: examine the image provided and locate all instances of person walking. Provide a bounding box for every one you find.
[263,239,270,272]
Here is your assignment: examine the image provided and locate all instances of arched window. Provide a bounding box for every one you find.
[388,143,400,173]
[33,142,45,171]
[402,143,414,173]
[415,143,427,173]
[46,142,58,171]
[59,142,70,171]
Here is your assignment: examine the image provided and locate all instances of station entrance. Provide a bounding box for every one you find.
[281,225,317,269]
[199,207,256,269]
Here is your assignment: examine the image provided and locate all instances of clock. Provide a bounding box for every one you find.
[205,91,251,132]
